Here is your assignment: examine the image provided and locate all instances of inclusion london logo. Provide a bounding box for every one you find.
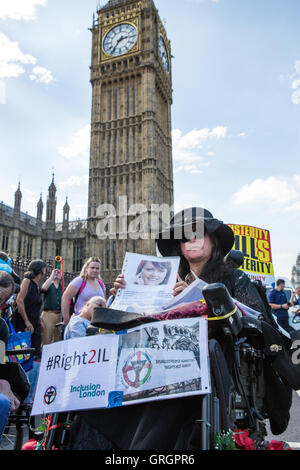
[44,386,57,405]
[70,383,105,399]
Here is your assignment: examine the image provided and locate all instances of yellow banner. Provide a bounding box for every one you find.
[227,224,275,285]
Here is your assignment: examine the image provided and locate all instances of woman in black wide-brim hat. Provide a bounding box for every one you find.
[111,207,268,316]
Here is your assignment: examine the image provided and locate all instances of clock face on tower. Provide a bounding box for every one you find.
[158,35,169,73]
[103,23,138,57]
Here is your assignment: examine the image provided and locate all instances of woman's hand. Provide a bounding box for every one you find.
[0,379,20,411]
[25,320,34,333]
[110,274,126,297]
[172,274,188,297]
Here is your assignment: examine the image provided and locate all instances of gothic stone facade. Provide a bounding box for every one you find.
[0,179,87,274]
[0,0,174,284]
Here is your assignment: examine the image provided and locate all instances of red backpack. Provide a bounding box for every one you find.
[69,279,105,316]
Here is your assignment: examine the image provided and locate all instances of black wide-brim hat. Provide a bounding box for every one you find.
[156,207,235,257]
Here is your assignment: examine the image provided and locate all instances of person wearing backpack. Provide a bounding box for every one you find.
[61,257,106,325]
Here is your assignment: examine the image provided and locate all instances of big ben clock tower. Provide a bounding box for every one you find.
[87,0,174,284]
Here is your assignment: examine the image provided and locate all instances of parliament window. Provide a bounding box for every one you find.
[126,129,130,162]
[73,241,83,273]
[112,241,116,269]
[114,90,118,119]
[132,85,135,114]
[1,230,9,252]
[132,127,135,161]
[108,90,112,120]
[127,86,130,116]
[106,239,110,269]
[107,133,111,166]
[113,131,117,165]
[27,239,33,259]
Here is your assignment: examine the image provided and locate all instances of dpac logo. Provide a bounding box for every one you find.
[44,386,57,405]
[122,351,152,388]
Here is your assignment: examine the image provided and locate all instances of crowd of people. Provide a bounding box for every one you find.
[0,206,299,448]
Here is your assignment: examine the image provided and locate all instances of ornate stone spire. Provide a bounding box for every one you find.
[14,181,22,215]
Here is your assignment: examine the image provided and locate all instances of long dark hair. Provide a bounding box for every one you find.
[24,260,46,280]
[177,233,232,284]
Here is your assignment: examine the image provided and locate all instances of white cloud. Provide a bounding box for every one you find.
[29,66,54,84]
[58,125,91,160]
[0,32,36,79]
[295,60,300,75]
[0,80,6,104]
[0,32,53,87]
[292,79,300,89]
[232,175,300,212]
[58,175,89,190]
[286,60,300,104]
[291,88,300,105]
[184,0,220,3]
[172,126,227,174]
[0,0,47,21]
[293,175,300,187]
[174,165,204,175]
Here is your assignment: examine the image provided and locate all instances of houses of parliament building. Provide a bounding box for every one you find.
[0,0,174,284]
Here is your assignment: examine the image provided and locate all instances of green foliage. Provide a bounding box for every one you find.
[214,430,238,450]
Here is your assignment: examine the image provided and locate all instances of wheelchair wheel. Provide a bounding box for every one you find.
[200,373,223,450]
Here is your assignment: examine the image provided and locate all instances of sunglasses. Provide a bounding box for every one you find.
[181,224,206,243]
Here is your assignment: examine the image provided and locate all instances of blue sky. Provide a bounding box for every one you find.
[0,0,299,279]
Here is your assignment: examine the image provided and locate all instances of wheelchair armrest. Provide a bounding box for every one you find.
[203,283,237,317]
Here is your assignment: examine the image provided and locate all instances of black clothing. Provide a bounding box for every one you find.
[14,280,43,359]
[42,283,62,311]
[223,269,267,314]
[24,280,43,325]
[0,317,9,346]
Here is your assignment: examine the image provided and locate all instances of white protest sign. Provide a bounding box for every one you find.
[111,252,180,314]
[31,318,210,416]
[31,334,118,416]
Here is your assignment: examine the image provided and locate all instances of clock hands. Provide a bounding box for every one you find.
[111,34,129,53]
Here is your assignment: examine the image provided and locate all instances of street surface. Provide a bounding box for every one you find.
[266,390,300,450]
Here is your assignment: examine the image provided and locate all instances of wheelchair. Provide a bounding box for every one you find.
[35,281,300,451]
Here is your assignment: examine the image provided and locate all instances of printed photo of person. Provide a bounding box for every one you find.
[133,260,172,286]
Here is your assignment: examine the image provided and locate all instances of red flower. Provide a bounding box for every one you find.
[233,429,255,450]
[268,440,292,450]
[22,439,37,450]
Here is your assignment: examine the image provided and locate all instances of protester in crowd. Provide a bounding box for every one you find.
[268,279,290,331]
[290,286,300,316]
[15,260,47,359]
[133,261,172,286]
[61,257,106,325]
[0,272,20,444]
[0,271,15,310]
[0,252,21,293]
[0,378,20,444]
[64,296,106,340]
[40,268,63,346]
[111,207,269,318]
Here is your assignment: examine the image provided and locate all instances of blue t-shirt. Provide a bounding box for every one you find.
[64,316,90,340]
[268,288,288,318]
